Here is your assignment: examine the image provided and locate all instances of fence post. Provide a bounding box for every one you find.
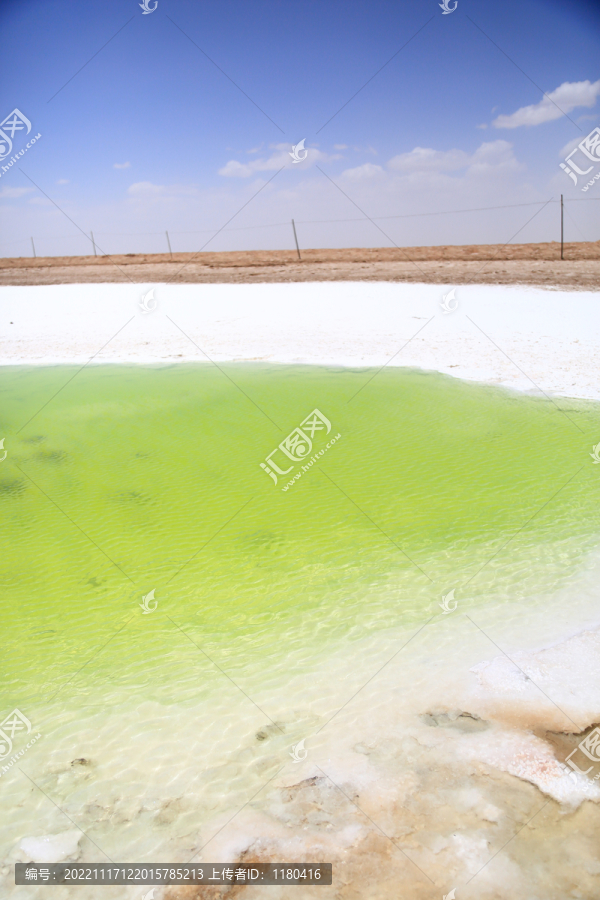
[166,230,173,257]
[91,231,97,257]
[291,219,301,261]
[31,237,36,258]
[560,195,564,260]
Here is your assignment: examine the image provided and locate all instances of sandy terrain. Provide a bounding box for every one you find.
[1,241,600,288]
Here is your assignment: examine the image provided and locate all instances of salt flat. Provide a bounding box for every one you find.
[1,281,599,400]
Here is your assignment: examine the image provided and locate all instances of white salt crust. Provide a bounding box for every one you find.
[1,281,599,400]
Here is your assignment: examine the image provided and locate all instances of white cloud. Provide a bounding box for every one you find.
[218,144,340,177]
[492,80,600,128]
[126,182,201,203]
[219,145,291,177]
[113,161,131,169]
[218,159,272,177]
[387,146,471,172]
[385,141,519,177]
[341,163,384,181]
[0,186,33,199]
[127,181,165,195]
[466,140,521,175]
[334,144,348,150]
[559,136,583,159]
[56,179,69,185]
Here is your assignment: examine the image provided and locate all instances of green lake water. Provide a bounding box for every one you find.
[1,363,599,723]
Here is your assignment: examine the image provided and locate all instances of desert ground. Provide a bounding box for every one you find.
[1,241,599,288]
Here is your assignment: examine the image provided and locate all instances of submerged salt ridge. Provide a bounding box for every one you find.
[6,572,600,899]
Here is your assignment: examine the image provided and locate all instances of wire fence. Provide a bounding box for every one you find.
[2,196,599,259]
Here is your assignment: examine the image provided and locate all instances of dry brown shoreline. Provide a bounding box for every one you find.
[1,241,600,288]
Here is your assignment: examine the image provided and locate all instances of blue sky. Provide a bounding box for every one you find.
[1,0,599,256]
